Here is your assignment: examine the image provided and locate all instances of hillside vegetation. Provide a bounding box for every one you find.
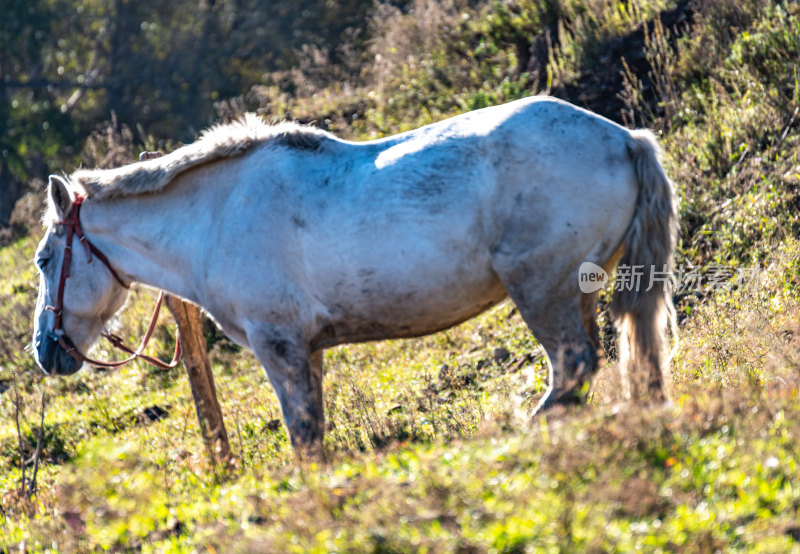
[2,0,800,550]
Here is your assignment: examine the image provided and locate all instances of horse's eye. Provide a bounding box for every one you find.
[37,257,50,271]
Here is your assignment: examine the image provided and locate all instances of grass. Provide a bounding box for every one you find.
[2,0,800,550]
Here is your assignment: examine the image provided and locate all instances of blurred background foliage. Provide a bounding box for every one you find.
[0,0,388,226]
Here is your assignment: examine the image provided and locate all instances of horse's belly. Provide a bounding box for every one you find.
[311,266,507,349]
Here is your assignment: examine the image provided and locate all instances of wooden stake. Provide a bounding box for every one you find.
[165,295,233,468]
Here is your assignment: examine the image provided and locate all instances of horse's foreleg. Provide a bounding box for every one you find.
[250,326,325,460]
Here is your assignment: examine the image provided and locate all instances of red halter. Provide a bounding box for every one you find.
[46,194,182,370]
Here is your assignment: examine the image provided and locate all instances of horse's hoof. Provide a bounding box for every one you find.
[531,387,585,418]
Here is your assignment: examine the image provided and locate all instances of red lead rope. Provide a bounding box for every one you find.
[46,194,182,370]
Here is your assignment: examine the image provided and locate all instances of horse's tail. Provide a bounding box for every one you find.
[610,130,679,402]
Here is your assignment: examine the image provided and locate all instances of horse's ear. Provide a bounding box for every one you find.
[48,175,73,220]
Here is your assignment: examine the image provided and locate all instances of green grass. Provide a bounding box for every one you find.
[2,0,800,550]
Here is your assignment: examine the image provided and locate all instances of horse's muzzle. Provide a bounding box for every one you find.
[34,329,82,376]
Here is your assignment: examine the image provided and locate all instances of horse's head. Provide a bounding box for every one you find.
[32,176,129,375]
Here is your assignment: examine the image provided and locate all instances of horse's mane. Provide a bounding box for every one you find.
[71,114,334,200]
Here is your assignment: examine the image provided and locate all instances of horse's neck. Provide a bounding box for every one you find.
[81,185,213,304]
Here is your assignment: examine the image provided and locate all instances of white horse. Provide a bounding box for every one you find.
[32,96,678,457]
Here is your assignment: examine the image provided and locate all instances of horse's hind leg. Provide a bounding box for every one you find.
[509,291,599,413]
[580,290,601,353]
[249,324,325,460]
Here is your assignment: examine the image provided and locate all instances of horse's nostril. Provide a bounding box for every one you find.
[34,330,60,373]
